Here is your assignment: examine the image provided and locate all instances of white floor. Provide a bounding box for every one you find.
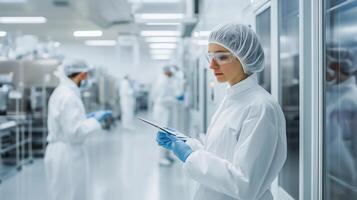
[0,113,195,200]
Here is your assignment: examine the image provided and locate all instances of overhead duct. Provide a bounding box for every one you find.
[87,0,134,28]
[182,0,199,37]
[53,0,71,6]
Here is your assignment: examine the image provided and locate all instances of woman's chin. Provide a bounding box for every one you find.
[216,77,226,83]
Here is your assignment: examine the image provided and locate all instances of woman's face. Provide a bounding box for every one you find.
[208,43,246,85]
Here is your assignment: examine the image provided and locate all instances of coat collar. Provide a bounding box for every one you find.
[60,76,81,97]
[226,75,258,98]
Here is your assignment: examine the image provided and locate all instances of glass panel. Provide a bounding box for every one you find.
[278,0,299,199]
[256,7,271,92]
[324,1,357,199]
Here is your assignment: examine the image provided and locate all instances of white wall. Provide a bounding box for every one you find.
[58,43,169,85]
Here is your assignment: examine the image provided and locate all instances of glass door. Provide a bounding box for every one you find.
[323,1,357,199]
[256,5,272,93]
[278,0,300,199]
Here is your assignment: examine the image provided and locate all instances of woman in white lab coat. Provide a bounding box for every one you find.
[156,23,287,200]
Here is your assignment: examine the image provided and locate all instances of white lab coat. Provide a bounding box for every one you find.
[326,76,357,185]
[152,75,176,126]
[44,76,101,200]
[119,78,136,128]
[183,76,287,200]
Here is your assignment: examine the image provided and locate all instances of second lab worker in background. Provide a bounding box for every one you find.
[119,75,136,130]
[45,59,112,200]
[151,66,177,166]
[156,23,287,200]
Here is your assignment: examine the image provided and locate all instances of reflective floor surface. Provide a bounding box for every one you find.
[0,113,195,200]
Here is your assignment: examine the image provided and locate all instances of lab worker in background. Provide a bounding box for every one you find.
[325,48,357,198]
[171,65,186,101]
[152,66,177,166]
[120,75,136,130]
[45,59,112,200]
[156,23,287,200]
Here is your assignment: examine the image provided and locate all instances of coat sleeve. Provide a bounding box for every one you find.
[60,96,101,143]
[183,105,280,199]
[186,138,204,151]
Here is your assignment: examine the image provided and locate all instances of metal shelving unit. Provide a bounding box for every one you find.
[0,116,33,184]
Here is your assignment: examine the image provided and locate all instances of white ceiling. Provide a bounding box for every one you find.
[0,0,187,44]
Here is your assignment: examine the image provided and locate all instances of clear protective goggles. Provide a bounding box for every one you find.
[205,52,236,65]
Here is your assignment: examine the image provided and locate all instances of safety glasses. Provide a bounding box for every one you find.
[205,52,236,65]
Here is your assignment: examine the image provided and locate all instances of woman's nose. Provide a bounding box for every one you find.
[209,58,218,69]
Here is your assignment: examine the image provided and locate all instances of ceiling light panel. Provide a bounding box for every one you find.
[145,22,180,26]
[193,31,211,37]
[74,30,103,37]
[141,31,180,37]
[197,39,208,46]
[139,13,184,20]
[0,0,27,3]
[150,49,174,54]
[0,17,47,24]
[146,37,178,43]
[152,55,171,60]
[142,0,180,3]
[85,40,117,46]
[0,31,6,37]
[150,43,177,49]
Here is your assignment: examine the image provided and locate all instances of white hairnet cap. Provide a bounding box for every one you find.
[327,48,357,75]
[208,23,265,75]
[61,59,90,76]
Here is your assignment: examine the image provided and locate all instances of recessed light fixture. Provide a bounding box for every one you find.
[146,37,178,43]
[145,22,180,26]
[150,49,173,54]
[150,43,177,49]
[74,30,103,37]
[0,31,6,37]
[0,0,27,3]
[197,40,208,46]
[141,31,180,37]
[139,13,184,20]
[0,17,47,24]
[193,31,211,37]
[142,0,180,3]
[152,55,171,60]
[85,40,117,46]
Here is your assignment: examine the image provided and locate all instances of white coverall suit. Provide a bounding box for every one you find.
[183,76,287,200]
[152,74,176,161]
[152,74,176,127]
[45,76,101,200]
[120,78,136,129]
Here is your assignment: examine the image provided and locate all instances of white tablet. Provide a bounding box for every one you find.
[137,117,188,141]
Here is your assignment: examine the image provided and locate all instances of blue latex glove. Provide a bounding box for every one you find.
[156,131,192,162]
[93,110,113,122]
[86,112,96,118]
[176,94,185,102]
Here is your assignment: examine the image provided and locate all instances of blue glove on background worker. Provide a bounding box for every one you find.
[156,131,192,162]
[176,94,185,102]
[86,112,96,118]
[87,110,113,122]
